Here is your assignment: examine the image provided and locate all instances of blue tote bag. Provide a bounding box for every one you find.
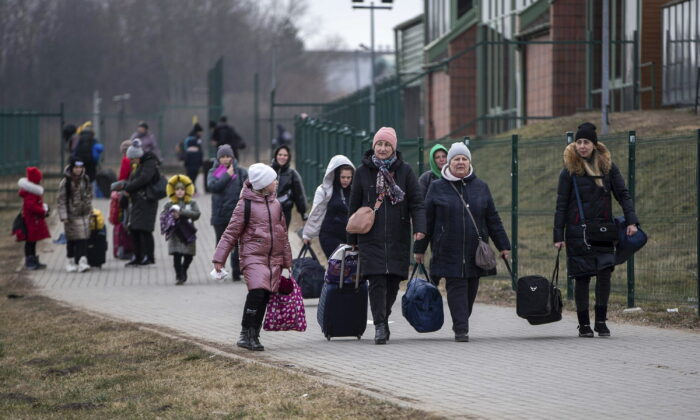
[402,263,444,333]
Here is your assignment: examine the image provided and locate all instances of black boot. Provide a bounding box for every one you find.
[24,256,39,270]
[455,330,470,342]
[175,266,184,286]
[594,305,611,337]
[250,327,264,351]
[577,311,594,337]
[32,256,46,269]
[237,309,257,350]
[374,323,388,345]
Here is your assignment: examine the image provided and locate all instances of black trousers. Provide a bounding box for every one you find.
[282,207,292,229]
[214,224,240,275]
[66,239,88,263]
[186,168,199,191]
[574,267,612,311]
[25,241,36,257]
[367,275,402,325]
[444,277,480,334]
[242,288,271,328]
[131,230,154,262]
[173,253,193,275]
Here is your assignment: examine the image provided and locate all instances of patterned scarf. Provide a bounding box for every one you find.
[371,154,405,205]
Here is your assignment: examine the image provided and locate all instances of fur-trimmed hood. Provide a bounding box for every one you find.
[563,142,612,176]
[18,177,43,196]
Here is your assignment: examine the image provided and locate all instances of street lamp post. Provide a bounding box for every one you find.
[352,0,392,133]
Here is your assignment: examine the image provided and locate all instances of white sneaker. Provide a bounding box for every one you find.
[66,258,78,273]
[77,256,90,273]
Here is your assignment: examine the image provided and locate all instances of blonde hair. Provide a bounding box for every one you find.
[582,152,604,188]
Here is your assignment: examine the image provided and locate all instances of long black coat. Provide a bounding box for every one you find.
[123,152,160,232]
[272,146,307,217]
[554,143,639,277]
[414,172,511,279]
[207,163,248,226]
[348,150,426,278]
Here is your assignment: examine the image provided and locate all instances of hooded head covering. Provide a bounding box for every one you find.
[189,122,203,137]
[321,155,355,191]
[26,167,42,184]
[127,139,144,159]
[166,174,195,203]
[271,145,291,171]
[428,143,449,178]
[249,163,278,191]
[76,121,93,135]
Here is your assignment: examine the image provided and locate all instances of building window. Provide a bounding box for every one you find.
[457,0,473,18]
[428,0,451,43]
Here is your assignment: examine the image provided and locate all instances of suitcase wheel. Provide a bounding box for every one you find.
[356,335,362,340]
[325,335,331,341]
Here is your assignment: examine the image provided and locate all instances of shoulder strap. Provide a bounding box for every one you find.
[244,198,251,228]
[448,182,483,240]
[572,175,587,223]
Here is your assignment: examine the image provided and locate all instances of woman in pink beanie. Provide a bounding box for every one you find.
[347,126,426,344]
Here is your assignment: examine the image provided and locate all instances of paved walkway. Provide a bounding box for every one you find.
[28,186,700,419]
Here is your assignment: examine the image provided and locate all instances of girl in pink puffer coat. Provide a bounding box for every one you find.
[213,163,292,351]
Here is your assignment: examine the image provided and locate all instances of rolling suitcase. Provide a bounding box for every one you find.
[317,245,367,340]
[113,223,133,259]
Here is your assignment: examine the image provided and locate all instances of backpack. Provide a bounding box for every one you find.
[146,167,167,201]
[74,136,95,165]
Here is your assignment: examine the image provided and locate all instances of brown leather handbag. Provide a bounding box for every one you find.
[346,194,384,234]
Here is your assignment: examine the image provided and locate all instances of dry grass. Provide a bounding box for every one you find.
[0,210,439,420]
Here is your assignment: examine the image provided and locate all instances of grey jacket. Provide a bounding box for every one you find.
[163,199,201,255]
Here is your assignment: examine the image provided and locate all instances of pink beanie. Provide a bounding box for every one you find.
[372,127,398,151]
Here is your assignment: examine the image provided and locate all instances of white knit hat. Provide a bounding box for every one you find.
[248,163,278,191]
[126,139,144,159]
[446,142,472,163]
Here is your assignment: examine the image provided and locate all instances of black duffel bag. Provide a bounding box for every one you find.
[292,244,325,299]
[505,249,563,325]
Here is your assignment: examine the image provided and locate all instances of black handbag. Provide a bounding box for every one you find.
[572,176,618,245]
[505,250,563,325]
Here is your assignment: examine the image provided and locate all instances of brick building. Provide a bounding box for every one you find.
[411,0,669,139]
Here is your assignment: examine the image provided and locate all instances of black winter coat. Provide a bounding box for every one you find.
[418,170,438,199]
[272,146,307,216]
[414,172,510,279]
[348,150,426,278]
[123,152,160,232]
[207,163,248,226]
[554,143,639,277]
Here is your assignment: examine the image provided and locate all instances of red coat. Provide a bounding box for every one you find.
[119,156,132,180]
[18,178,50,242]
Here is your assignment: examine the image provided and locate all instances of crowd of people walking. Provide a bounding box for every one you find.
[15,118,640,352]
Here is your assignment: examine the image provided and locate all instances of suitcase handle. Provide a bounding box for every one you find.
[502,248,561,286]
[339,245,361,290]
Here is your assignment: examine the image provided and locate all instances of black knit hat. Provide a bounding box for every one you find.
[575,122,598,144]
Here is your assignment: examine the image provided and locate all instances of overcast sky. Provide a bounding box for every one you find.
[299,0,424,50]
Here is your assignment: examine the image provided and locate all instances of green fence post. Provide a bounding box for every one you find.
[269,88,276,153]
[627,131,637,308]
[254,73,260,163]
[60,103,65,173]
[511,134,518,290]
[696,129,700,317]
[566,131,574,300]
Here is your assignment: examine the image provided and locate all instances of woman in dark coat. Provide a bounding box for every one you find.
[115,139,161,266]
[348,127,426,345]
[208,145,248,280]
[554,123,639,338]
[414,142,510,342]
[271,145,307,228]
[182,123,204,189]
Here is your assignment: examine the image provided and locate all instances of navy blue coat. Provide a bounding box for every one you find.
[414,172,510,279]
